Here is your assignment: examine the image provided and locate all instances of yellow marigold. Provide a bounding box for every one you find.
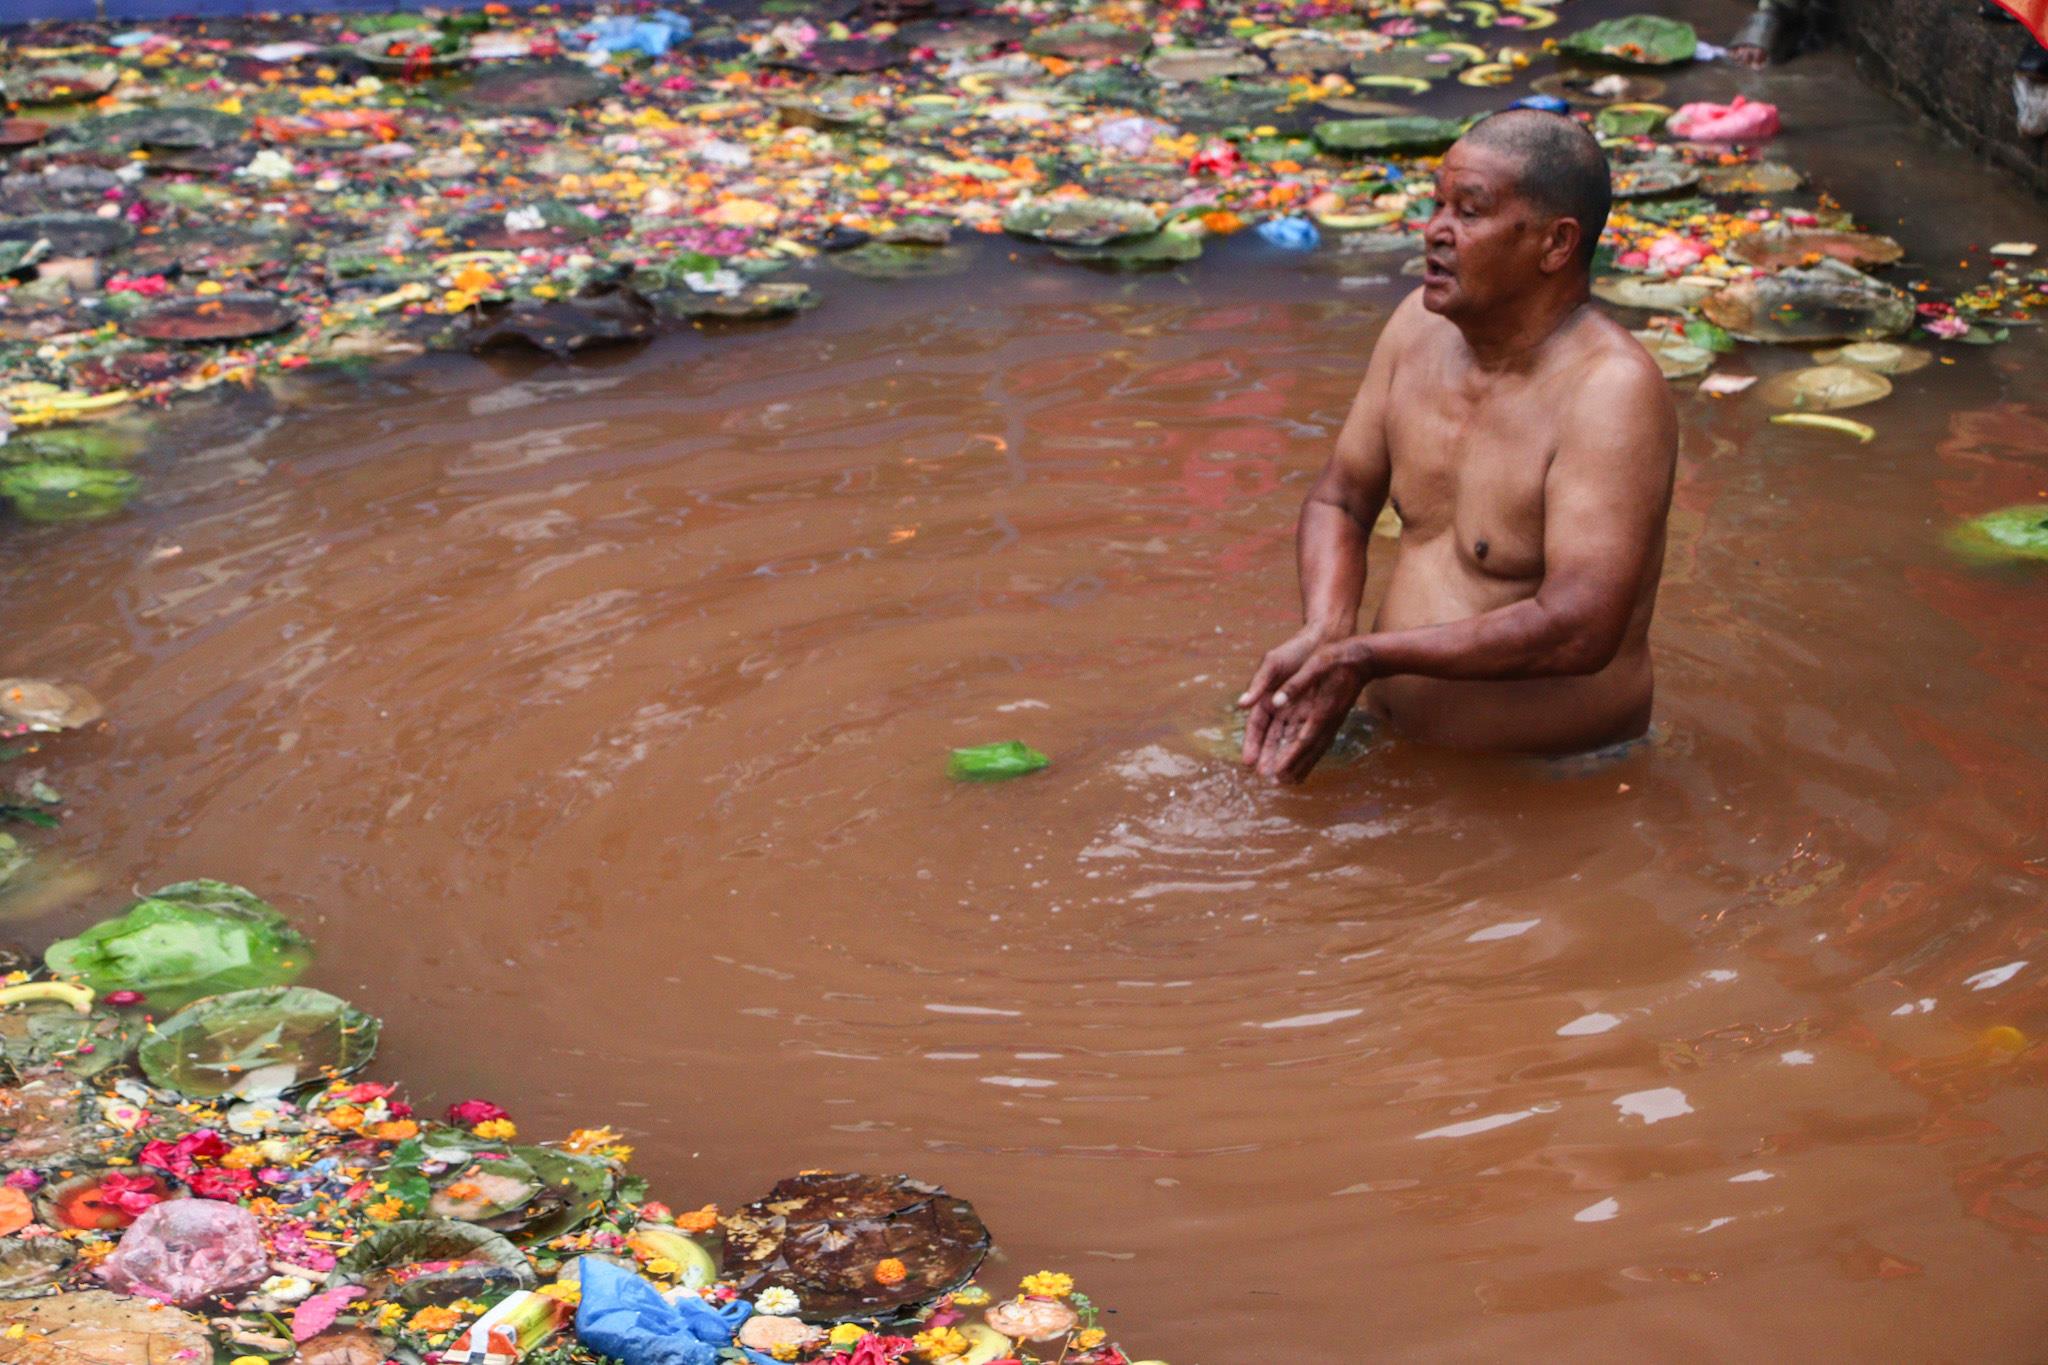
[365,1196,405,1222]
[472,1119,518,1141]
[1019,1271,1073,1299]
[912,1327,968,1361]
[644,1259,679,1278]
[371,1119,419,1142]
[827,1324,869,1347]
[376,1304,407,1331]
[950,1286,989,1307]
[326,1105,365,1131]
[769,1347,798,1363]
[1075,1328,1107,1349]
[563,1126,620,1155]
[538,1282,582,1306]
[408,1306,461,1335]
[220,1145,266,1171]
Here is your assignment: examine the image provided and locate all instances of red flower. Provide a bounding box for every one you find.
[138,1130,228,1178]
[189,1167,256,1201]
[99,1172,167,1216]
[848,1336,917,1365]
[446,1099,509,1128]
[343,1082,398,1103]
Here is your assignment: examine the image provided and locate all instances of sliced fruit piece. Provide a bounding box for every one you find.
[1458,61,1514,85]
[1769,413,1874,442]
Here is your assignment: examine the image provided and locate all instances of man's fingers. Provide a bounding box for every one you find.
[1270,653,1329,711]
[1241,700,1274,768]
[1236,657,1279,710]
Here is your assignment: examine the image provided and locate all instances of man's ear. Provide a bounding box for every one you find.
[1540,217,1582,274]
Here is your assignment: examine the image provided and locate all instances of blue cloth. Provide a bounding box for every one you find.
[1256,216,1320,250]
[573,1257,751,1365]
[1509,94,1572,114]
[577,10,692,56]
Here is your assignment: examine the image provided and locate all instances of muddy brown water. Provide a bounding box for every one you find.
[7,28,2048,1365]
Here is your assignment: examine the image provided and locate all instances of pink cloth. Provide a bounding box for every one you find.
[1669,95,1781,143]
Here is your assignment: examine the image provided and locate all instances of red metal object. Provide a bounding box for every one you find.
[1990,0,2048,45]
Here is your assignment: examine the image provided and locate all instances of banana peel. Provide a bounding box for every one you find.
[1357,75,1432,93]
[1770,413,1875,443]
[0,981,95,1013]
[1314,209,1402,230]
[1459,61,1514,85]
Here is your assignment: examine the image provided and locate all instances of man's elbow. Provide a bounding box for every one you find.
[1537,602,1627,676]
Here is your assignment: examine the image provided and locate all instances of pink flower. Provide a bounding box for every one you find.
[188,1168,256,1201]
[5,1170,43,1191]
[1924,315,1971,339]
[446,1099,509,1127]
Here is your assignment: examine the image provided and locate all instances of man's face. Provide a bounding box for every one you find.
[1421,141,1566,319]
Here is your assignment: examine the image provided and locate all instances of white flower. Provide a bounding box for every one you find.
[753,1287,800,1317]
[260,1275,316,1303]
[239,149,296,183]
[504,206,546,234]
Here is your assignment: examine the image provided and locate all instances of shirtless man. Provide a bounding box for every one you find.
[1238,110,1678,782]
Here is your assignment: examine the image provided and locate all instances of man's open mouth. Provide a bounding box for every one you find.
[1423,257,1455,282]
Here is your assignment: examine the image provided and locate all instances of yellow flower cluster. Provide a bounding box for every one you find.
[912,1327,969,1361]
[1019,1271,1073,1299]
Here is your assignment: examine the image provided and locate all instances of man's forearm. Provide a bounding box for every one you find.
[1342,595,1617,682]
[1297,497,1374,637]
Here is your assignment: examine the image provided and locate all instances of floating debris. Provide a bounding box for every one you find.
[948,740,1051,781]
[0,888,1155,1364]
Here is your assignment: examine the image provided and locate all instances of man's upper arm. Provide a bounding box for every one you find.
[1534,351,1678,667]
[1314,295,1414,522]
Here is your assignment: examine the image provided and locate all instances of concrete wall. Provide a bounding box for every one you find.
[1831,0,2048,194]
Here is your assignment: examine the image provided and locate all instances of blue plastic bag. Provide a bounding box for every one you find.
[1509,94,1571,114]
[1256,217,1320,251]
[573,1257,751,1365]
[579,10,693,57]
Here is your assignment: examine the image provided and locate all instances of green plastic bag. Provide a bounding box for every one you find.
[44,880,309,1009]
[947,741,1050,781]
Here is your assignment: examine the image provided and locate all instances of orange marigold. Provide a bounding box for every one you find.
[874,1258,907,1286]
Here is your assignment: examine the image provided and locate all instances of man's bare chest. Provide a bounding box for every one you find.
[1382,374,1557,578]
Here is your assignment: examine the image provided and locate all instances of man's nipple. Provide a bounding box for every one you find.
[1474,538,1489,561]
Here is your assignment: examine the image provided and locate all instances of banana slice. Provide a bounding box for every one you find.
[1437,40,1489,62]
[1770,413,1876,443]
[1357,75,1432,93]
[1458,61,1514,85]
[0,982,95,1013]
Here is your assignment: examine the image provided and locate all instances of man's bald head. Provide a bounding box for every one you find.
[1455,109,1611,272]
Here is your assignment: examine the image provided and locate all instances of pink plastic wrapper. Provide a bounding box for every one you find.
[99,1200,269,1305]
[1668,95,1781,143]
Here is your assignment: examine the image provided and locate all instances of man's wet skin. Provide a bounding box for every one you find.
[1239,110,1679,782]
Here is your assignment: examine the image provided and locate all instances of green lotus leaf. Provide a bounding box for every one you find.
[0,464,138,523]
[137,986,377,1098]
[1002,196,1160,246]
[1312,116,1464,155]
[1053,231,1202,270]
[1949,505,2048,564]
[45,880,309,1009]
[328,1220,536,1305]
[1560,15,1699,67]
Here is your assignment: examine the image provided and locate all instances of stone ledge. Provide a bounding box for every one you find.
[1830,0,2048,195]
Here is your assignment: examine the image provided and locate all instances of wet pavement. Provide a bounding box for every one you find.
[6,0,2048,1361]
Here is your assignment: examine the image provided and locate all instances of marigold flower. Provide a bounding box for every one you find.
[472,1118,518,1141]
[1019,1271,1073,1299]
[674,1204,719,1233]
[1076,1327,1107,1349]
[912,1326,968,1360]
[407,1306,461,1335]
[949,1286,989,1307]
[828,1324,869,1346]
[873,1258,908,1286]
